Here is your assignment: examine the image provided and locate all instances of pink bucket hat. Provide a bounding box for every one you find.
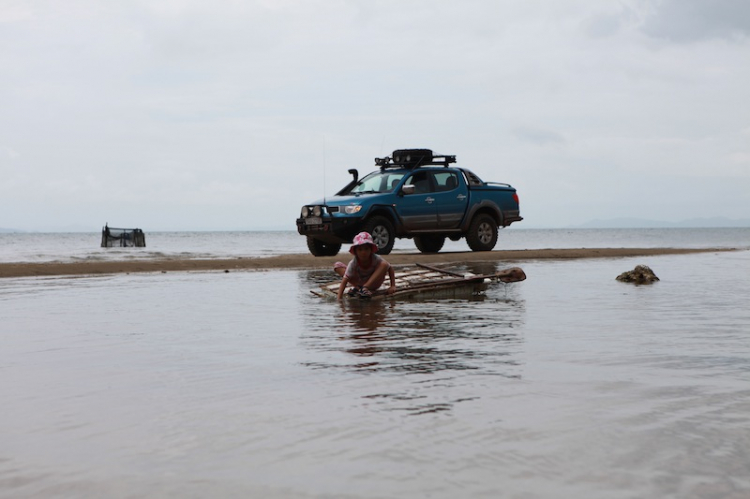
[349,231,378,254]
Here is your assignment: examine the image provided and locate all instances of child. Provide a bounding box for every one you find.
[335,232,396,300]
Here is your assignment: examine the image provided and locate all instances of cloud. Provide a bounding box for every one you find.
[0,145,21,160]
[511,127,566,146]
[0,0,749,230]
[641,0,750,42]
[728,152,750,165]
[583,5,641,39]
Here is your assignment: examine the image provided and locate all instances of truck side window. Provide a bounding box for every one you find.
[405,171,432,194]
[386,173,404,192]
[434,172,458,192]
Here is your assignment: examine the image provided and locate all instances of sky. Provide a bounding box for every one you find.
[1,0,749,231]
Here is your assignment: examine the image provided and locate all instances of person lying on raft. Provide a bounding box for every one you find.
[335,232,396,300]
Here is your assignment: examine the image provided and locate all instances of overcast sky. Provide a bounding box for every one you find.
[1,0,749,231]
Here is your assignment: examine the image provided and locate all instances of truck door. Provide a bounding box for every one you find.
[431,170,467,228]
[395,170,438,230]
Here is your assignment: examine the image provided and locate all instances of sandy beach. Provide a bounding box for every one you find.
[0,247,735,278]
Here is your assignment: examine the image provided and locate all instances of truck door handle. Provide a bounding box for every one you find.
[457,194,466,200]
[425,197,435,204]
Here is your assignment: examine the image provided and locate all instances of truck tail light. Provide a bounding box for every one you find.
[513,193,520,205]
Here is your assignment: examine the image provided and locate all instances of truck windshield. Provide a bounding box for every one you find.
[349,171,405,194]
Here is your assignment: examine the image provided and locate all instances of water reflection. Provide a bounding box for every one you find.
[300,264,527,415]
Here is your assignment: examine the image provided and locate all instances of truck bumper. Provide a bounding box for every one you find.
[296,217,363,244]
[502,211,523,226]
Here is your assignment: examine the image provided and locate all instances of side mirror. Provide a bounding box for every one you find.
[401,185,416,195]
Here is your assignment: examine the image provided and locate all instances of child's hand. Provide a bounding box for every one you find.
[387,285,397,295]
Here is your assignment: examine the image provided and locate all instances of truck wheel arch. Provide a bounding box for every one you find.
[362,206,405,236]
[462,202,503,232]
[363,206,402,229]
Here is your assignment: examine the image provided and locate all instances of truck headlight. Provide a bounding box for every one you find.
[344,205,362,214]
[312,206,323,217]
[301,206,309,217]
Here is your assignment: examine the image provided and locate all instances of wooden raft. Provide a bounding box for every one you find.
[311,263,526,301]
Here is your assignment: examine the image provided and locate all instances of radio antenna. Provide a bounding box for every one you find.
[322,137,327,204]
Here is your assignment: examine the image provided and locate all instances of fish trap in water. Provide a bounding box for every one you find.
[101,224,146,248]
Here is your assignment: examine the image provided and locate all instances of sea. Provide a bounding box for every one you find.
[1,228,749,499]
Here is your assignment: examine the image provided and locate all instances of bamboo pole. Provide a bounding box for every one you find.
[415,263,466,277]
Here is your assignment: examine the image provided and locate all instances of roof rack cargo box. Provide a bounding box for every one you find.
[375,148,456,169]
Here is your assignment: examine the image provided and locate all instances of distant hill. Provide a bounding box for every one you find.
[572,217,750,229]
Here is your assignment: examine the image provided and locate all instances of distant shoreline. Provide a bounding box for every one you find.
[0,247,738,278]
[2,224,750,233]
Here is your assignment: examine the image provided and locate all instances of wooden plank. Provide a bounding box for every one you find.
[415,263,466,278]
[313,264,523,300]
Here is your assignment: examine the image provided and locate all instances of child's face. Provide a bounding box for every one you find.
[355,245,372,259]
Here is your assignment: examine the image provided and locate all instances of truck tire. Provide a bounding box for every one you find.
[306,237,342,257]
[363,216,395,255]
[466,214,498,251]
[414,235,445,253]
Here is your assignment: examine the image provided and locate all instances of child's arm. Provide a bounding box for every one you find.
[387,265,397,294]
[337,275,350,300]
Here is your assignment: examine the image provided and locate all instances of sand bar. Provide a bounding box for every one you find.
[0,247,737,278]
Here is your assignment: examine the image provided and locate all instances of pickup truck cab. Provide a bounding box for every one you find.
[297,149,522,256]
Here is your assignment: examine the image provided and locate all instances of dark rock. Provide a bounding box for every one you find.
[616,265,659,284]
[496,267,526,283]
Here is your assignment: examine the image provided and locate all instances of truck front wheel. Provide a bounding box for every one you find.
[414,235,445,253]
[363,216,395,255]
[306,237,342,257]
[466,214,498,251]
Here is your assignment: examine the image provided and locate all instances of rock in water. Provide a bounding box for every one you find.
[616,265,659,284]
[496,267,526,283]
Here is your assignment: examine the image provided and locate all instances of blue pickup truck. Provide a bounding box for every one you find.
[296,149,523,256]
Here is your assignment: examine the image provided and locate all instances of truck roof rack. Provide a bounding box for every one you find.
[375,149,456,170]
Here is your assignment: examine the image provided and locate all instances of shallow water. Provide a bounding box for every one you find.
[1,227,749,263]
[2,249,749,498]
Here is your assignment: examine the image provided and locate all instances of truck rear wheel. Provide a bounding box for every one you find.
[414,235,445,253]
[306,237,342,257]
[363,216,395,255]
[466,214,498,251]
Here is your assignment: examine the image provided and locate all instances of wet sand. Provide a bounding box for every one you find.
[0,247,736,278]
